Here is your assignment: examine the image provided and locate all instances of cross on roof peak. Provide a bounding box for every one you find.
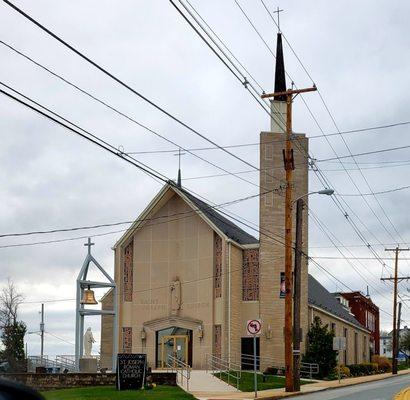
[273,6,284,32]
[84,237,95,254]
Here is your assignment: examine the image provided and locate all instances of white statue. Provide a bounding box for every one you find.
[83,327,95,358]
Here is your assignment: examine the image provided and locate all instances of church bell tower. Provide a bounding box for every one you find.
[258,33,310,368]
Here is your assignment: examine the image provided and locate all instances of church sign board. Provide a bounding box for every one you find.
[116,353,147,390]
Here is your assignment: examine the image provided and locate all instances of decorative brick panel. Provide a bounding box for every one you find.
[214,234,222,298]
[122,327,132,353]
[242,249,259,301]
[214,325,221,359]
[123,241,133,302]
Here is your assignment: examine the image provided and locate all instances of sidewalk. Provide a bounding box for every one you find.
[196,369,410,400]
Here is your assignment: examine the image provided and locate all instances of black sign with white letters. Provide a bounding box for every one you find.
[116,353,147,390]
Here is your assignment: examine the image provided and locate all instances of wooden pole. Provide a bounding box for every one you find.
[293,198,303,391]
[382,247,409,374]
[261,86,316,393]
[392,248,398,375]
[284,93,294,392]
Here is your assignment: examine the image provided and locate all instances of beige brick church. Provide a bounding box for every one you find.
[100,34,371,370]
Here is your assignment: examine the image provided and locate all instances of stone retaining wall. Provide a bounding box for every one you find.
[0,372,176,391]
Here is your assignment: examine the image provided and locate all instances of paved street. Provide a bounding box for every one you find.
[291,375,409,400]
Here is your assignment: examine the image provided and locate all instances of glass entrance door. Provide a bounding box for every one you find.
[161,335,188,368]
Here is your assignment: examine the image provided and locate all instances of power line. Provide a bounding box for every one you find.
[317,145,410,163]
[2,1,285,187]
[0,44,274,192]
[337,185,410,197]
[258,0,409,252]
[4,0,403,318]
[191,1,398,279]
[171,0,409,293]
[234,0,408,272]
[0,187,276,240]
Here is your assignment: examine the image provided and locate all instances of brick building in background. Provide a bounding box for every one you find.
[334,291,380,355]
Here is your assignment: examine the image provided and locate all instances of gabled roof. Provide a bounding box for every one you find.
[308,275,366,331]
[178,186,258,245]
[114,182,258,248]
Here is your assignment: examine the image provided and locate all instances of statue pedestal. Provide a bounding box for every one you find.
[79,357,98,373]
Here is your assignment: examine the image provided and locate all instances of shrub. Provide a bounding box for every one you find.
[302,316,337,378]
[371,355,392,373]
[333,365,350,378]
[347,363,379,376]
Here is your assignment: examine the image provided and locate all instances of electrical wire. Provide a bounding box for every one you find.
[1,0,286,187]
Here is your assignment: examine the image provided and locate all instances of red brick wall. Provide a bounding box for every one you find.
[341,292,380,354]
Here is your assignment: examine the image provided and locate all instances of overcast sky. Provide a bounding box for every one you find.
[1,0,409,357]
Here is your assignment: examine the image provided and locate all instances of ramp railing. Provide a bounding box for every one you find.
[205,354,241,389]
[166,354,191,391]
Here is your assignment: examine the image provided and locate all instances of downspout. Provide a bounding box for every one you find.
[228,241,231,364]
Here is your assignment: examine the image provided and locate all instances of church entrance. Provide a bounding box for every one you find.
[156,326,192,368]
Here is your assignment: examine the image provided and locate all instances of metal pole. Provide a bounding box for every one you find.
[112,284,119,372]
[396,302,402,366]
[254,335,257,398]
[75,280,80,370]
[40,303,44,361]
[293,198,303,391]
[392,247,399,375]
[338,351,341,384]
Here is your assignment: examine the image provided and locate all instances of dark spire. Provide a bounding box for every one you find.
[175,148,184,188]
[177,168,182,188]
[274,33,287,101]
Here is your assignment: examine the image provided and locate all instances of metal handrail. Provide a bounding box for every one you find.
[300,362,319,380]
[206,354,241,389]
[166,354,191,391]
[230,353,319,379]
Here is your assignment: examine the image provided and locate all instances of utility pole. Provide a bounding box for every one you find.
[40,303,44,361]
[262,85,316,392]
[381,247,409,374]
[397,302,402,362]
[293,198,303,391]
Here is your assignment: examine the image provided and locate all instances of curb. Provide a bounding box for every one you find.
[204,370,410,400]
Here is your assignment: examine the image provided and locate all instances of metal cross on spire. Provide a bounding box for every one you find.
[84,237,95,254]
[174,148,186,187]
[273,6,284,32]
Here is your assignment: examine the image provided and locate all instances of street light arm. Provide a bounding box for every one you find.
[293,188,334,204]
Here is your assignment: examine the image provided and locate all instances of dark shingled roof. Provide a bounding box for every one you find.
[178,186,259,245]
[308,275,366,330]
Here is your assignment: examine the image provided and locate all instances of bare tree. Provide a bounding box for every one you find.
[0,278,23,328]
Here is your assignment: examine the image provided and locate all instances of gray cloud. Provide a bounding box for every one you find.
[1,0,409,355]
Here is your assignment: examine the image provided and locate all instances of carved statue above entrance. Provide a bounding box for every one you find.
[170,278,181,315]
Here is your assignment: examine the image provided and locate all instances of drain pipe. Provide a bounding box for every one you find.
[228,241,231,365]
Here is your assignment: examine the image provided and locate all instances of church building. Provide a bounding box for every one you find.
[100,33,372,371]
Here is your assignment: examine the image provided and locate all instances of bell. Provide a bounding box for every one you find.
[81,285,98,305]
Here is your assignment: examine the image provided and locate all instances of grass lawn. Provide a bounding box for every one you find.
[216,371,311,392]
[41,385,195,400]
